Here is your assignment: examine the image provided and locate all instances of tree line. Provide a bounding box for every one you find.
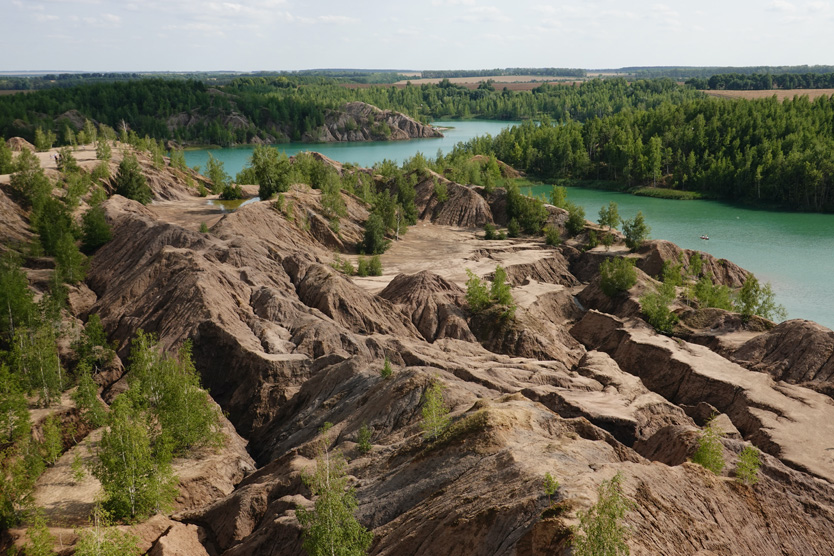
[420,68,586,78]
[452,94,834,212]
[686,72,834,90]
[0,76,705,147]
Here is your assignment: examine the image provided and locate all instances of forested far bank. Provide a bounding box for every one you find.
[0,76,703,147]
[452,94,834,212]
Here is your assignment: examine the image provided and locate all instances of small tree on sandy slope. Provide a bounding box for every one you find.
[621,211,650,250]
[114,154,152,205]
[297,423,372,556]
[572,472,633,556]
[691,417,725,475]
[74,503,142,556]
[421,378,450,441]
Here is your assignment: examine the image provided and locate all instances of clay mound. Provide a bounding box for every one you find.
[378,271,475,342]
[575,264,653,320]
[732,319,834,395]
[284,257,419,339]
[469,154,522,178]
[6,136,35,152]
[636,240,749,287]
[301,151,344,175]
[414,171,494,227]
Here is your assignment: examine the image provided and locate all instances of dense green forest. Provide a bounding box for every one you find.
[451,95,834,211]
[0,76,703,146]
[686,72,834,90]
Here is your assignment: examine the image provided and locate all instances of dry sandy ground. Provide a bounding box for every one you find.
[705,88,834,101]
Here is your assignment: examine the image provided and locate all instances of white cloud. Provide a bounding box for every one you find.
[318,15,360,25]
[768,0,797,11]
[458,5,510,23]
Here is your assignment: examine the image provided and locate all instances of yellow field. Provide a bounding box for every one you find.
[705,89,834,101]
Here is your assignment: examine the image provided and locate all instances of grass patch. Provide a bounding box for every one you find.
[633,187,703,200]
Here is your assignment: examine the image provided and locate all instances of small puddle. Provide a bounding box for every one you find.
[207,197,260,212]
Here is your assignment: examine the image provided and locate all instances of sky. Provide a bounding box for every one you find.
[2,0,833,72]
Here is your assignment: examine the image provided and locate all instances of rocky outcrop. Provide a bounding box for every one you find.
[571,310,834,484]
[305,102,443,143]
[731,319,834,395]
[636,240,749,287]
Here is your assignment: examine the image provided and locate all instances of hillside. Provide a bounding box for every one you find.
[3,143,834,555]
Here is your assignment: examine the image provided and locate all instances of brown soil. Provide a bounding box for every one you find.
[705,89,834,101]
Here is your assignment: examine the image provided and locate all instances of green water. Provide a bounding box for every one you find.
[183,120,519,177]
[185,120,834,330]
[527,185,834,330]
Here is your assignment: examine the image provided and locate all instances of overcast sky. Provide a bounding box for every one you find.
[2,0,832,72]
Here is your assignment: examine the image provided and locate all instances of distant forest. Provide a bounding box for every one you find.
[1,72,833,212]
[420,68,586,78]
[621,65,834,79]
[685,73,834,90]
[0,76,703,145]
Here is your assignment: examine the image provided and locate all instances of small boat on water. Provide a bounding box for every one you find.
[700,235,710,240]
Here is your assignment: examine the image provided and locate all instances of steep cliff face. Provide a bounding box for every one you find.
[8,148,834,556]
[304,102,443,142]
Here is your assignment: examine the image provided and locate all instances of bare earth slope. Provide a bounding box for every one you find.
[9,148,834,555]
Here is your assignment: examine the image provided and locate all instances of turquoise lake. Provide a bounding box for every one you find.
[185,120,834,330]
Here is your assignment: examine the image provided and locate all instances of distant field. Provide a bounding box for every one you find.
[393,75,582,86]
[705,89,834,101]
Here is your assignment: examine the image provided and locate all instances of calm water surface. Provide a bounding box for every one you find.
[183,120,518,177]
[185,121,834,330]
[527,185,834,329]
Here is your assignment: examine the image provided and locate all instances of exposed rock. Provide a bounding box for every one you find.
[306,101,443,143]
[572,310,834,484]
[0,187,32,246]
[148,523,212,556]
[732,319,834,396]
[635,240,749,287]
[500,253,579,287]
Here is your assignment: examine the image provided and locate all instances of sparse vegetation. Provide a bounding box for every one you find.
[465,265,516,318]
[380,357,393,379]
[544,472,560,506]
[621,211,650,250]
[357,423,372,455]
[421,379,450,441]
[296,422,373,556]
[736,446,761,486]
[572,472,633,556]
[691,417,725,475]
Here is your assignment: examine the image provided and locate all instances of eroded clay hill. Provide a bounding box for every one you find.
[6,147,834,555]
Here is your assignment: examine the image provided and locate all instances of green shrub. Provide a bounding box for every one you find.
[621,211,650,250]
[544,225,561,246]
[434,179,448,202]
[356,256,369,277]
[640,287,678,334]
[484,222,496,240]
[199,222,209,234]
[507,218,520,238]
[565,201,586,236]
[356,423,372,455]
[599,257,637,297]
[691,418,725,474]
[735,446,761,486]
[114,154,152,205]
[81,206,112,253]
[465,269,492,313]
[572,472,633,556]
[368,255,382,276]
[380,357,393,379]
[421,379,450,441]
[736,275,786,322]
[543,472,560,506]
